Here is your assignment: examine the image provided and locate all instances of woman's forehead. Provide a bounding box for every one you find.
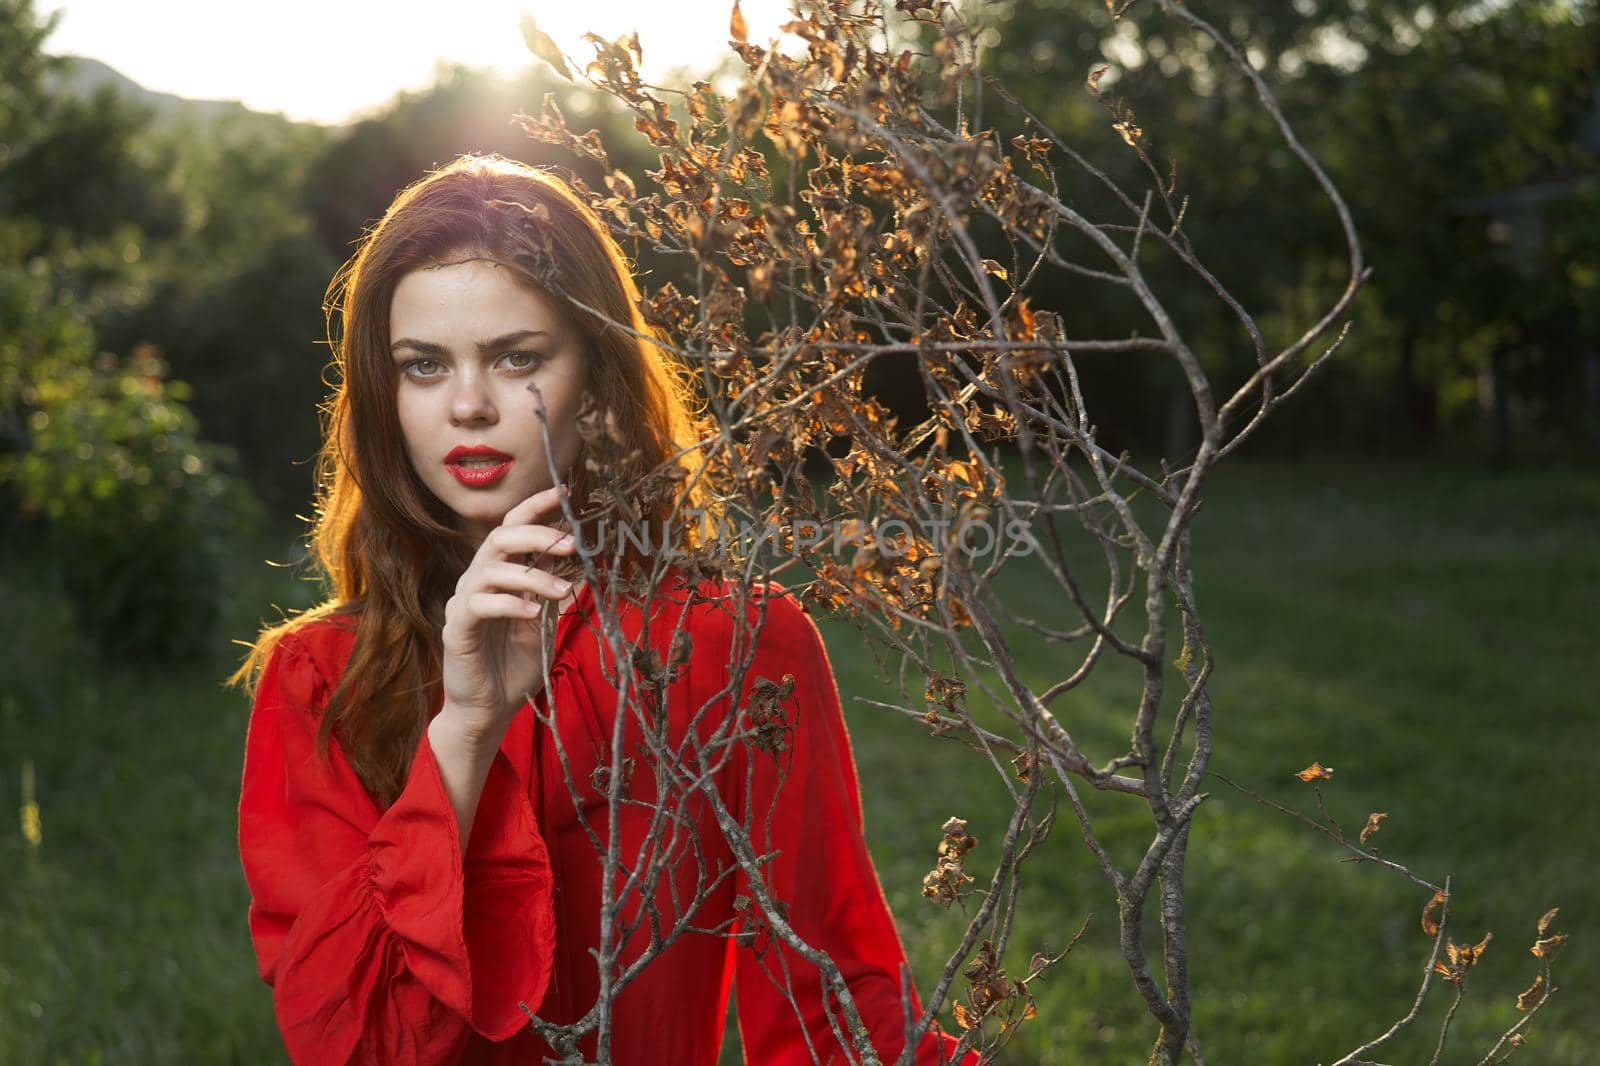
[390,259,568,343]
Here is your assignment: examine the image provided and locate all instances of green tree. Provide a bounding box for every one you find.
[981,0,1599,461]
[1320,1,1599,462]
[1,0,260,660]
[0,242,258,659]
[95,111,339,509]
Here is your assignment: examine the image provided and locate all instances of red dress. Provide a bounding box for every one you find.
[238,573,969,1064]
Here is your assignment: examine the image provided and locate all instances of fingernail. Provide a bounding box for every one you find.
[554,578,572,594]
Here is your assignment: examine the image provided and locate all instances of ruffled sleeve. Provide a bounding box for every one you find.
[237,625,557,1065]
[724,588,972,1065]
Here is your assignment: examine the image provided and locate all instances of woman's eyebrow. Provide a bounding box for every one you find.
[390,329,548,356]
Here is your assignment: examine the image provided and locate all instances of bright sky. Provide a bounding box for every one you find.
[38,0,800,125]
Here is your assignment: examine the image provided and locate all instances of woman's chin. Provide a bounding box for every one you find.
[452,511,505,542]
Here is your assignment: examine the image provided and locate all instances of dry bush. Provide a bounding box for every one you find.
[497,1,1567,1061]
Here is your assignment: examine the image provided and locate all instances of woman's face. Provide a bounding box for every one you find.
[389,258,587,543]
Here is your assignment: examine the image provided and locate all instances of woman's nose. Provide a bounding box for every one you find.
[448,372,497,427]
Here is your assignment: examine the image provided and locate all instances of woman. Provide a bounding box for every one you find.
[233,154,966,1065]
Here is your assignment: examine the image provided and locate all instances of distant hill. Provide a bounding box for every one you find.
[43,54,327,132]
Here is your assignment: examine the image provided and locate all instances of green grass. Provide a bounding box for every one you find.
[0,521,313,1064]
[833,459,1598,1063]
[2,459,1594,1063]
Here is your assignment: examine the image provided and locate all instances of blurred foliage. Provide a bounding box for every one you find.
[0,255,259,660]
[95,112,339,512]
[980,0,1599,461]
[0,0,260,661]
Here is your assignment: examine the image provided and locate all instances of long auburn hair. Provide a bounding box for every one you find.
[233,153,716,807]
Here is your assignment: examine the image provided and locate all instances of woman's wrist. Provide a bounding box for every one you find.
[431,701,509,753]
[428,709,502,844]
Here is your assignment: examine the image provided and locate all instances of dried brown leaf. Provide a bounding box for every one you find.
[1531,932,1567,959]
[1444,931,1493,973]
[1294,761,1333,782]
[520,14,573,81]
[1011,749,1036,783]
[1516,973,1546,1012]
[1421,889,1446,939]
[1359,811,1388,845]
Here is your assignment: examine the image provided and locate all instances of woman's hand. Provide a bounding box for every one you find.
[436,486,578,743]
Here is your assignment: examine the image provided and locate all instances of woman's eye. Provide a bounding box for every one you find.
[501,350,544,371]
[402,359,443,378]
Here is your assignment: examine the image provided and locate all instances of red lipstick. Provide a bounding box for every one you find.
[444,445,513,487]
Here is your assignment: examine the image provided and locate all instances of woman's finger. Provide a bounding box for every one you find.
[461,591,558,622]
[501,485,566,529]
[470,561,575,600]
[476,523,577,562]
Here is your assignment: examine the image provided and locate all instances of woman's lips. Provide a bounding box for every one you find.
[445,446,513,487]
[446,459,512,487]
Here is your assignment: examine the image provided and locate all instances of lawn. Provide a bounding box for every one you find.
[2,458,1593,1063]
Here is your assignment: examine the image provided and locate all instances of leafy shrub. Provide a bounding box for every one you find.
[1,262,259,661]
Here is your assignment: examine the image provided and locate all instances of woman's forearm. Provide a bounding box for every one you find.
[427,710,503,845]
